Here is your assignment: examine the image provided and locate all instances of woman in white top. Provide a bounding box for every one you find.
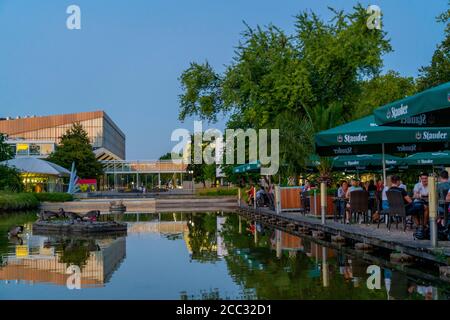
[381,176,392,210]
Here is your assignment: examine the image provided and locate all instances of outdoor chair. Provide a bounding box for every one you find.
[438,187,450,226]
[333,198,346,222]
[348,190,369,224]
[267,192,275,211]
[378,190,407,231]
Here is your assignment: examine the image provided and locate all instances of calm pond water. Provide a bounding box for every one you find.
[0,211,449,300]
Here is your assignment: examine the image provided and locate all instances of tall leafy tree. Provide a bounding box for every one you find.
[0,133,22,192]
[178,4,392,178]
[185,135,217,188]
[48,123,103,179]
[417,4,450,91]
[0,133,13,161]
[353,71,417,119]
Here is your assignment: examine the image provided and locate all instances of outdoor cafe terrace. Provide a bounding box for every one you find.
[236,81,450,265]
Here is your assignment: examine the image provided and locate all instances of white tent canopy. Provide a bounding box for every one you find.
[0,157,70,176]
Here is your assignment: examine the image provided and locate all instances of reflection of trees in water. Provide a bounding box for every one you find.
[56,239,100,270]
[186,213,219,263]
[220,214,388,300]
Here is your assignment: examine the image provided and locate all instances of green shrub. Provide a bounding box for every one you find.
[196,188,239,197]
[0,165,24,192]
[0,192,39,211]
[32,192,73,202]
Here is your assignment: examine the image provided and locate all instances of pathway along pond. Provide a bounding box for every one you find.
[0,211,450,300]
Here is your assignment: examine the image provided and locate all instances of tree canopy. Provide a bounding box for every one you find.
[47,123,103,179]
[178,5,414,178]
[0,133,13,162]
[417,3,450,91]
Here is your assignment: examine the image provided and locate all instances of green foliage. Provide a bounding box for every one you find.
[196,187,238,197]
[354,71,417,119]
[186,135,217,187]
[0,165,24,192]
[417,4,450,91]
[47,123,103,179]
[159,152,173,160]
[178,5,393,179]
[32,192,73,202]
[179,62,223,122]
[0,133,14,162]
[0,192,39,211]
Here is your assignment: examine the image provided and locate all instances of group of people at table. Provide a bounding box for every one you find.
[334,171,450,230]
[243,171,450,234]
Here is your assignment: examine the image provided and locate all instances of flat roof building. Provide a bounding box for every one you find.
[0,111,125,160]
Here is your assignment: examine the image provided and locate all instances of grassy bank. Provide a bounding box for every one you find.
[0,192,73,211]
[196,187,239,197]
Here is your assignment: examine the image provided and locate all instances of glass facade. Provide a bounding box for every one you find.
[6,141,55,158]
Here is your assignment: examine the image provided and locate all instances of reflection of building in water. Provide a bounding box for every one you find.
[128,221,188,235]
[0,236,126,288]
[271,231,305,252]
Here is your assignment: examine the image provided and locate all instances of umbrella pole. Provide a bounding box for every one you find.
[382,143,387,185]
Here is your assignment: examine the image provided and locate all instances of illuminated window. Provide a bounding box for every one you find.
[39,144,54,155]
[29,144,41,155]
[17,144,29,155]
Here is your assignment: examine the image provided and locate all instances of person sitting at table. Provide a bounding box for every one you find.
[246,184,255,206]
[372,177,391,223]
[390,175,425,227]
[399,180,407,191]
[344,179,363,224]
[381,177,392,210]
[367,179,377,215]
[413,173,429,198]
[255,185,266,205]
[438,171,450,225]
[336,181,348,218]
[413,173,429,225]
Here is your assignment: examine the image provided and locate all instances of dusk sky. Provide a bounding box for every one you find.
[0,0,448,159]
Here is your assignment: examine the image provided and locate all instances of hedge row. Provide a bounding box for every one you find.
[0,193,40,211]
[0,192,74,211]
[196,188,239,197]
[32,192,74,202]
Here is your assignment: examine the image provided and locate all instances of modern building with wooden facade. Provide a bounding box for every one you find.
[0,111,125,160]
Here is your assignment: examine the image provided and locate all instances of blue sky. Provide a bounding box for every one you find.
[0,0,448,159]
